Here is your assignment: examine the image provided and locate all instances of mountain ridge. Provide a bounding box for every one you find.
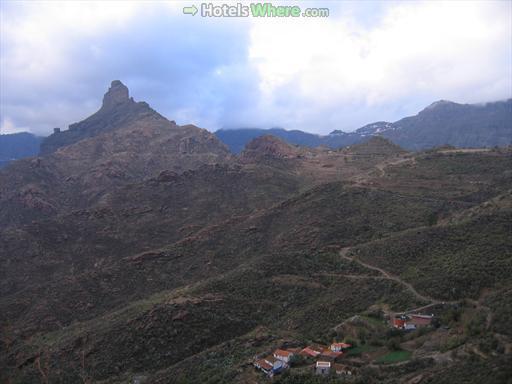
[217,98,512,152]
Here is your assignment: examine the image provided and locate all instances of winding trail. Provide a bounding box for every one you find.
[339,247,458,313]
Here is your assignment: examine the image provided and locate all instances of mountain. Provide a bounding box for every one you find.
[1,81,511,383]
[0,81,232,225]
[215,127,361,153]
[379,99,512,150]
[4,98,508,168]
[216,99,512,152]
[0,132,42,168]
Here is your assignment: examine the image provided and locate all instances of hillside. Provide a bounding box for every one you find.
[1,82,511,384]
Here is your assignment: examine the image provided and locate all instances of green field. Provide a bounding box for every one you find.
[375,350,412,364]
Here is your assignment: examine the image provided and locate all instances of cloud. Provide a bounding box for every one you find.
[0,1,258,134]
[0,0,511,135]
[248,0,512,131]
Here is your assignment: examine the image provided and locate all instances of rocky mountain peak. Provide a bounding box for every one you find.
[102,80,131,109]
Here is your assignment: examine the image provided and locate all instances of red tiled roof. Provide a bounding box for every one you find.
[322,350,342,358]
[300,347,321,357]
[274,349,292,357]
[410,315,432,325]
[256,359,272,371]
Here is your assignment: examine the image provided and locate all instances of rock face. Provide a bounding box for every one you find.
[40,80,167,155]
[1,81,232,224]
[102,80,130,109]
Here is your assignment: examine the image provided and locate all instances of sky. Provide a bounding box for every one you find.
[1,0,511,136]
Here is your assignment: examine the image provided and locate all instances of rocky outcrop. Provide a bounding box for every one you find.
[239,135,300,162]
[40,80,167,155]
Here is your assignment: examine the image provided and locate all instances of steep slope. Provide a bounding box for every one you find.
[0,82,232,225]
[3,167,511,383]
[40,81,165,155]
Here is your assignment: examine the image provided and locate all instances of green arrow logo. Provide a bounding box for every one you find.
[183,5,198,16]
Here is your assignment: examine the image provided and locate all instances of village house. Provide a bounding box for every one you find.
[392,314,408,329]
[273,349,294,363]
[320,348,342,361]
[300,346,322,358]
[254,355,285,377]
[330,342,351,352]
[410,314,434,327]
[404,323,417,331]
[315,360,331,375]
[392,313,434,330]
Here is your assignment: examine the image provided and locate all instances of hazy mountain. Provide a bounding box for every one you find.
[380,99,512,150]
[215,127,361,153]
[0,132,42,168]
[217,99,512,152]
[1,82,511,383]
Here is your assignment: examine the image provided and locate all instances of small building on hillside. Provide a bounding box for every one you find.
[392,313,434,330]
[320,349,342,361]
[392,315,407,329]
[410,314,434,327]
[330,342,351,352]
[300,346,322,358]
[254,355,285,377]
[274,349,294,363]
[315,361,331,375]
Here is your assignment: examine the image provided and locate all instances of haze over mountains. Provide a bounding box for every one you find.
[1,91,510,167]
[1,81,511,384]
[217,99,512,153]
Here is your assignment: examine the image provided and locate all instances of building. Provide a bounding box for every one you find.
[392,313,434,330]
[330,342,351,352]
[393,315,407,329]
[320,349,342,361]
[410,314,434,327]
[254,355,285,377]
[300,346,322,358]
[274,349,294,363]
[315,361,331,375]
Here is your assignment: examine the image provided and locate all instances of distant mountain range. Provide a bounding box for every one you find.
[1,98,510,167]
[217,99,512,152]
[0,132,43,168]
